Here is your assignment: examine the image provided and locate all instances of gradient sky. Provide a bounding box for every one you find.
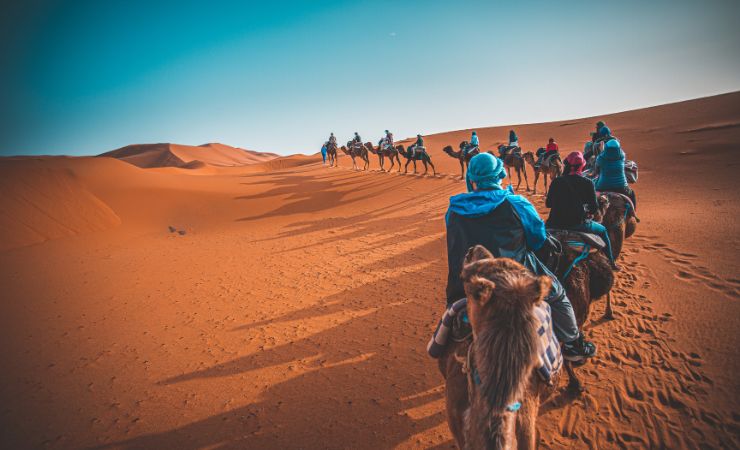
[1,0,739,156]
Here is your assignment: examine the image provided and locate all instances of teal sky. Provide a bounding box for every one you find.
[2,0,739,156]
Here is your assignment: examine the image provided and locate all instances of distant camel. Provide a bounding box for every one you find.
[397,144,436,175]
[595,192,638,261]
[326,142,338,167]
[497,145,529,191]
[523,150,563,194]
[442,141,479,179]
[370,141,402,172]
[340,141,370,171]
[439,246,561,448]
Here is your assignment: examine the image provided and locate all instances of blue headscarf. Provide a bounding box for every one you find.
[465,152,507,192]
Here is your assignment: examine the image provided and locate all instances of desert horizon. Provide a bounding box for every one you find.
[3,1,740,448]
[2,91,739,448]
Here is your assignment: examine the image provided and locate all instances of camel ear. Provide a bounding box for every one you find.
[465,275,496,306]
[464,245,494,265]
[534,276,552,303]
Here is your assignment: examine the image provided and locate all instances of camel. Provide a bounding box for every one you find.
[369,141,402,172]
[497,145,530,191]
[340,141,370,171]
[396,144,436,175]
[594,192,638,261]
[523,150,563,195]
[439,246,560,449]
[442,141,479,179]
[326,142,338,167]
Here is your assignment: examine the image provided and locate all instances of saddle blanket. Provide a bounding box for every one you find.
[427,298,563,382]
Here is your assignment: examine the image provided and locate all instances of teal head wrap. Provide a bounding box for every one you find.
[465,153,506,192]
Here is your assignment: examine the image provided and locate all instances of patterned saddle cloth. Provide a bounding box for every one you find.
[427,298,563,382]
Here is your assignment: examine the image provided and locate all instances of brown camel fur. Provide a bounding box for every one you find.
[523,151,563,195]
[442,141,479,180]
[544,230,615,390]
[396,144,436,176]
[439,246,559,449]
[497,145,530,192]
[340,142,370,171]
[594,192,638,261]
[368,142,402,172]
[326,142,338,167]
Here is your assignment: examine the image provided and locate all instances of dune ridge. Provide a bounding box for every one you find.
[100,142,278,169]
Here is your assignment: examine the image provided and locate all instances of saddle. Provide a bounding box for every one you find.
[411,146,426,156]
[542,153,561,168]
[547,229,605,250]
[499,146,520,158]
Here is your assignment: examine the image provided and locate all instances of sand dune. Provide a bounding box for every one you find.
[0,92,738,449]
[0,158,121,251]
[100,142,279,169]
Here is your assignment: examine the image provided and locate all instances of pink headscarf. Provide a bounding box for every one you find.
[564,151,586,175]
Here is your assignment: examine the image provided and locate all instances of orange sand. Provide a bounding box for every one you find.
[0,93,738,449]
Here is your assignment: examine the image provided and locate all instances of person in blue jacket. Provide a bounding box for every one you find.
[321,142,328,165]
[594,138,636,209]
[445,153,596,361]
[464,131,479,156]
[594,121,612,142]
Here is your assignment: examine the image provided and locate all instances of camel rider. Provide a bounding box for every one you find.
[509,129,519,147]
[594,138,637,209]
[328,133,337,147]
[353,132,362,146]
[445,153,596,362]
[464,131,479,156]
[537,138,559,168]
[546,152,620,271]
[411,134,424,157]
[594,121,612,143]
[384,130,394,149]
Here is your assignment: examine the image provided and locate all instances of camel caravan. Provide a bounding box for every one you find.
[322,121,639,448]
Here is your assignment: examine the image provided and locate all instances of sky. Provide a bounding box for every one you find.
[1,0,739,156]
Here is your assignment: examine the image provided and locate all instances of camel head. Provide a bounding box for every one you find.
[460,245,550,448]
[459,141,469,150]
[522,151,535,164]
[340,145,350,155]
[461,245,550,335]
[442,145,455,156]
[364,142,376,154]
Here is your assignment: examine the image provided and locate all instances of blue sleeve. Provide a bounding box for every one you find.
[507,196,547,251]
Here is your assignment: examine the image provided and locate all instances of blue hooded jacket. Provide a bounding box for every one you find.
[444,187,565,306]
[595,139,627,190]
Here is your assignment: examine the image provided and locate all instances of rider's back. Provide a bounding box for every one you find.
[595,145,627,190]
[445,189,558,306]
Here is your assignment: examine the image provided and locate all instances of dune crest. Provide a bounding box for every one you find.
[100,142,278,169]
[0,159,121,251]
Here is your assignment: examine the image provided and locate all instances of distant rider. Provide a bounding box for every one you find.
[593,138,637,209]
[328,133,337,147]
[537,137,560,168]
[411,134,424,157]
[384,129,394,149]
[464,131,479,156]
[353,132,362,145]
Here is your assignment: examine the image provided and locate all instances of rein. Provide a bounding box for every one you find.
[462,340,522,413]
